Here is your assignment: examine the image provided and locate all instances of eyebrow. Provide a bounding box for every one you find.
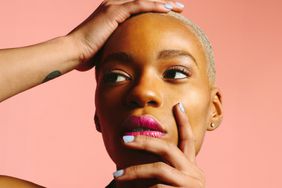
[102,50,197,66]
[158,50,198,66]
[102,52,134,65]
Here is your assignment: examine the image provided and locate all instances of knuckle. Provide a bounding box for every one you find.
[127,165,141,178]
[162,0,172,4]
[103,4,118,13]
[134,0,145,7]
[159,141,173,157]
[152,1,159,7]
[140,138,151,148]
[153,162,168,175]
[130,165,139,173]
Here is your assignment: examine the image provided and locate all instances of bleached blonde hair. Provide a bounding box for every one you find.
[165,11,216,84]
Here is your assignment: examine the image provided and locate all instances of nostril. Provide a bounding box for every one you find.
[128,101,139,108]
[128,100,158,108]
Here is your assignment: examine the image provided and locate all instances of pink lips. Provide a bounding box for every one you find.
[122,115,166,138]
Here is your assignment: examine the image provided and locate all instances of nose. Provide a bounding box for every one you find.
[126,73,162,108]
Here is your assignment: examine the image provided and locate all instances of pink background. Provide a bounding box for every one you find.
[0,0,281,187]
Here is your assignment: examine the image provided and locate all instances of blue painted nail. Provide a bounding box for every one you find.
[164,3,173,10]
[123,135,134,143]
[176,2,184,8]
[179,102,185,113]
[113,169,124,178]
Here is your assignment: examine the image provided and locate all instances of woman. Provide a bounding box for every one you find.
[0,0,222,187]
[96,11,223,188]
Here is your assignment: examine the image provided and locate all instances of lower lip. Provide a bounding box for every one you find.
[124,131,165,138]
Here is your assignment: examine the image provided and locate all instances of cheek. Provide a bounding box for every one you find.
[95,86,124,116]
[181,87,211,151]
[185,88,210,120]
[162,84,210,146]
[95,87,117,136]
[95,88,125,161]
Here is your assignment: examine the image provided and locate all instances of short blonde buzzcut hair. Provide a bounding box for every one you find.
[165,11,216,84]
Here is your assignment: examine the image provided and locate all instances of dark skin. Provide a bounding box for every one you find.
[95,13,223,187]
[0,0,184,187]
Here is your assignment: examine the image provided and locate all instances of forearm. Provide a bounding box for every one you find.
[0,175,45,188]
[0,36,80,102]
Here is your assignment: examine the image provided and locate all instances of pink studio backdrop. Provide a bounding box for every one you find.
[1,0,281,187]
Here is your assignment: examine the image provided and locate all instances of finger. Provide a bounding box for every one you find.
[102,0,134,5]
[140,0,185,13]
[123,0,184,15]
[107,0,184,13]
[173,102,196,162]
[114,162,192,186]
[122,135,197,172]
[143,0,185,13]
[163,0,185,12]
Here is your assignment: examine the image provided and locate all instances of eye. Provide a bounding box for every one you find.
[163,66,190,80]
[103,70,131,84]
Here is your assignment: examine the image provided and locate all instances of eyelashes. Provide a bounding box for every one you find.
[102,70,131,84]
[163,66,191,80]
[102,66,192,84]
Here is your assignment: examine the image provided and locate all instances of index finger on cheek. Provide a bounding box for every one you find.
[173,102,196,162]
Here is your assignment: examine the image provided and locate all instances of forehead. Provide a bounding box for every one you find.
[100,13,207,69]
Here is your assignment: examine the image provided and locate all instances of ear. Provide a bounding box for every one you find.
[94,112,101,132]
[207,87,223,131]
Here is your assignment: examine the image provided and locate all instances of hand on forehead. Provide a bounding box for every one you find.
[96,12,211,84]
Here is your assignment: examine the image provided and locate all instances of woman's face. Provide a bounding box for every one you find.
[95,14,220,169]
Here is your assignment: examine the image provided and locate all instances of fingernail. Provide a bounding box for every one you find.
[164,3,173,10]
[123,135,134,143]
[113,169,124,178]
[179,102,185,113]
[176,2,185,8]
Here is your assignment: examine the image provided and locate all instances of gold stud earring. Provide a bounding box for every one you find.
[210,123,215,128]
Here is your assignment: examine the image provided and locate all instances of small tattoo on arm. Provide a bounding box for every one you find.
[42,70,62,83]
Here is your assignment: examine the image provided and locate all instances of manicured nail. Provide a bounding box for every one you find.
[123,135,134,143]
[176,2,184,8]
[179,102,185,113]
[113,169,124,178]
[164,3,173,10]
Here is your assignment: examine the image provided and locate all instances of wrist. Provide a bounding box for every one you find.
[66,32,96,71]
[59,35,83,67]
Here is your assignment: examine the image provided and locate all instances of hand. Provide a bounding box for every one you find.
[68,0,184,71]
[114,103,205,188]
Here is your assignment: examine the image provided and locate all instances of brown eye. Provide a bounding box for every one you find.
[163,66,190,80]
[103,70,131,84]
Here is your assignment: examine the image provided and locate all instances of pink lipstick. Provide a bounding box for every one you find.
[122,115,166,138]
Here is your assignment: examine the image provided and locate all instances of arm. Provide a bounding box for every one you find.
[0,36,78,102]
[0,175,45,188]
[0,0,182,102]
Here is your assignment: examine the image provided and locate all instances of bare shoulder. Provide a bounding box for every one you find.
[0,175,45,188]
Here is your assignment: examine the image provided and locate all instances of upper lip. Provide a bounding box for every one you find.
[122,115,166,133]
